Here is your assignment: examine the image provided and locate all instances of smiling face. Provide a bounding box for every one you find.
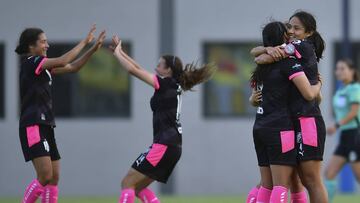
[335,61,355,83]
[155,57,172,77]
[29,32,49,57]
[287,16,313,41]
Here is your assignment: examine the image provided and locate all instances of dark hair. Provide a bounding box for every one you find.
[15,28,44,55]
[339,58,359,82]
[161,55,216,91]
[290,11,325,62]
[250,21,287,84]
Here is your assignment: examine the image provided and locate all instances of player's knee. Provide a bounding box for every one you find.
[38,170,53,186]
[121,177,135,189]
[49,172,60,185]
[301,174,320,189]
[290,180,304,192]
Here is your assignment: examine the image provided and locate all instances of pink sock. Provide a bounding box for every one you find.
[138,188,160,203]
[246,186,259,203]
[41,185,58,203]
[291,191,307,203]
[22,179,45,203]
[119,188,135,203]
[270,186,288,203]
[257,186,272,203]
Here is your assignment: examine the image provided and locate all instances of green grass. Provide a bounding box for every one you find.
[0,194,359,202]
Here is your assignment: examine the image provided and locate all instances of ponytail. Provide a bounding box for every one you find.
[162,55,216,91]
[15,44,29,55]
[290,11,325,62]
[178,62,216,91]
[15,28,44,55]
[250,65,272,87]
[308,30,325,62]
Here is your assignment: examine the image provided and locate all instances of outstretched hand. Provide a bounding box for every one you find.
[85,24,97,44]
[93,30,106,50]
[109,35,122,54]
[266,46,286,61]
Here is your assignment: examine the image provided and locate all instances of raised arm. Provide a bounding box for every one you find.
[252,46,287,65]
[51,30,106,75]
[42,24,97,69]
[254,54,276,65]
[111,35,155,88]
[250,46,266,57]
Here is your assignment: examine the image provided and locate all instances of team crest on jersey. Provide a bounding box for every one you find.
[292,63,301,70]
[292,39,302,45]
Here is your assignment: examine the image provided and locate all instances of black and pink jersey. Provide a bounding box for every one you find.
[150,75,182,146]
[19,55,55,128]
[253,58,304,130]
[288,39,321,117]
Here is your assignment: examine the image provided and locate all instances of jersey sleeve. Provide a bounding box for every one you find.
[292,40,313,59]
[281,58,305,80]
[348,84,360,104]
[27,56,48,76]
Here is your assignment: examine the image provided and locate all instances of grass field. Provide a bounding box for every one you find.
[0,195,359,203]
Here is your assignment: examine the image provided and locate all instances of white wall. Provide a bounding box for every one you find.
[0,0,359,197]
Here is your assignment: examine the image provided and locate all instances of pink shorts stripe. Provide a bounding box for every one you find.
[289,71,304,80]
[299,117,318,147]
[146,143,168,167]
[280,130,295,153]
[26,125,41,147]
[35,57,48,75]
[153,75,160,90]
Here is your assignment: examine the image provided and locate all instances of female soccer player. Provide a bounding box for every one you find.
[324,59,360,202]
[251,11,328,203]
[250,21,322,203]
[16,25,105,203]
[110,36,214,203]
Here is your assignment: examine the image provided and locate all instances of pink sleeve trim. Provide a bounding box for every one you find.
[153,75,160,90]
[289,71,304,80]
[35,57,48,75]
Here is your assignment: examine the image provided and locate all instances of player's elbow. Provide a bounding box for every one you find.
[303,92,316,101]
[57,56,70,67]
[66,64,78,73]
[250,49,257,56]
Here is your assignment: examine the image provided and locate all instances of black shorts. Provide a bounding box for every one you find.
[19,124,61,162]
[253,128,297,167]
[132,143,181,183]
[294,116,326,161]
[334,128,360,162]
